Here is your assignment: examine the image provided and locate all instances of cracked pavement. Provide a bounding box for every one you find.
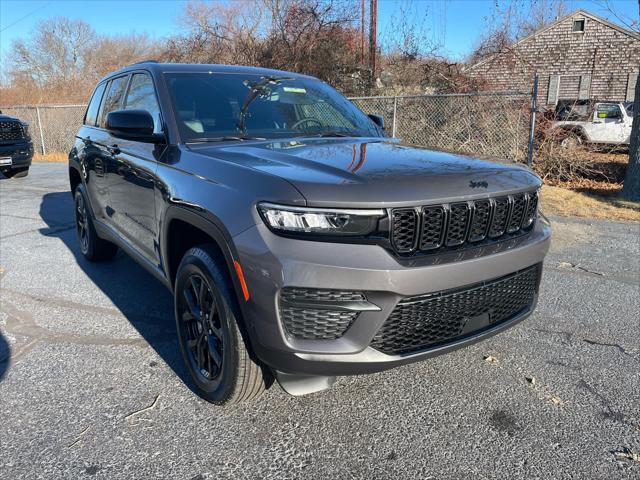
[1,163,639,479]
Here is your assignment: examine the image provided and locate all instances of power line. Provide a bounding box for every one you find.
[0,2,51,33]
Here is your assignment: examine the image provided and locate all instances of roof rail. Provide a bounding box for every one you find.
[129,59,159,66]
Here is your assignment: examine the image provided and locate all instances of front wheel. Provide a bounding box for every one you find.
[174,245,268,405]
[2,167,29,178]
[559,132,583,149]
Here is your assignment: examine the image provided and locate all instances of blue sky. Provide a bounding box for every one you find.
[0,0,637,70]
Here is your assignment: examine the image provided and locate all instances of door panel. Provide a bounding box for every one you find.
[107,139,160,262]
[82,128,112,219]
[590,104,626,143]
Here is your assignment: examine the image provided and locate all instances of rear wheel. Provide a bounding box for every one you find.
[174,245,267,405]
[74,186,118,261]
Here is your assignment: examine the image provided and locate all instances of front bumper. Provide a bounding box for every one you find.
[233,218,551,376]
[0,141,34,170]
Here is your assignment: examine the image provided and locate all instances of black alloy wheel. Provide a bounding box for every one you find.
[177,273,224,386]
[174,245,268,404]
[75,191,90,255]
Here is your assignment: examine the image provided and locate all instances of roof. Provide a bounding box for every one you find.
[99,62,317,84]
[467,9,640,71]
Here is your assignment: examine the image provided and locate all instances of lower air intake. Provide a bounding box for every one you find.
[279,288,364,340]
[370,264,541,355]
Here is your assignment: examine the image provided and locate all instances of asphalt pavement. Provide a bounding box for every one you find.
[1,163,639,479]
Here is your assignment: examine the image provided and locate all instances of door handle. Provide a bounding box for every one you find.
[107,144,120,155]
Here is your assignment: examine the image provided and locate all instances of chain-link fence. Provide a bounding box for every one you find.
[0,104,86,155]
[351,92,533,162]
[1,91,533,163]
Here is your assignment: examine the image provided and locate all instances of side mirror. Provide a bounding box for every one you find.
[368,113,385,130]
[106,110,163,142]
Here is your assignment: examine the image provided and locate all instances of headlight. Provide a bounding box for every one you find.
[21,124,30,139]
[258,202,385,236]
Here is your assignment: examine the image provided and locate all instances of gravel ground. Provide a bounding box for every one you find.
[1,163,639,479]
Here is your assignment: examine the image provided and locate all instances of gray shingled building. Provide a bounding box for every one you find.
[467,9,640,106]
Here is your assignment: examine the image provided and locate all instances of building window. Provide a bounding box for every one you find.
[572,19,585,32]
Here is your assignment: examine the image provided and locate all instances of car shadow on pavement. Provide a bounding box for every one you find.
[38,191,193,390]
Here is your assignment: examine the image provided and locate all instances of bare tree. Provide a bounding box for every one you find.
[164,0,362,92]
[5,17,159,104]
[10,17,97,88]
[621,74,640,201]
[468,0,569,65]
[594,0,639,33]
[162,0,265,65]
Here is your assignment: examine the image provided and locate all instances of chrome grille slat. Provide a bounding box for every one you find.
[391,191,538,255]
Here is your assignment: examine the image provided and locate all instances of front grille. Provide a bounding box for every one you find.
[370,265,540,355]
[389,191,538,255]
[0,121,25,142]
[279,288,364,340]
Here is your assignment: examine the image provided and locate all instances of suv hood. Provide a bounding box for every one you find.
[190,138,540,207]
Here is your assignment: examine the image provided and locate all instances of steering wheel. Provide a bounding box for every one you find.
[291,117,323,131]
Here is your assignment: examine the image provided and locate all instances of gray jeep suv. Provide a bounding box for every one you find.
[69,62,550,404]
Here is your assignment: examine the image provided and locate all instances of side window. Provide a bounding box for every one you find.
[124,73,162,133]
[98,76,129,128]
[597,104,622,119]
[84,83,106,126]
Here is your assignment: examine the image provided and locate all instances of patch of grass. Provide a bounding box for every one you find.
[540,185,640,222]
[33,152,67,162]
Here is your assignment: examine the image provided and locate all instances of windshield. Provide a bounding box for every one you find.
[165,72,382,141]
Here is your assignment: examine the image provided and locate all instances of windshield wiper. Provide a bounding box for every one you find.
[297,131,355,138]
[186,135,266,144]
[238,76,294,135]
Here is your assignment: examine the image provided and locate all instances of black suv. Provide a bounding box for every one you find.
[0,111,33,178]
[69,62,550,404]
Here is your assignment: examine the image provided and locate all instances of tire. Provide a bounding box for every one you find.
[559,132,583,149]
[174,245,268,405]
[3,167,29,178]
[74,185,118,261]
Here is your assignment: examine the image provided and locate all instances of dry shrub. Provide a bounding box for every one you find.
[533,142,606,183]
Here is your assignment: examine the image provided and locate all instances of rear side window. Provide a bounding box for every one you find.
[84,83,106,126]
[98,75,129,128]
[124,73,162,133]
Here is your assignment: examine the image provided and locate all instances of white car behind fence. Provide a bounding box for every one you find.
[552,101,633,148]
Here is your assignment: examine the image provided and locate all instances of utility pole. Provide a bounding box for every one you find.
[369,0,377,89]
[360,0,366,65]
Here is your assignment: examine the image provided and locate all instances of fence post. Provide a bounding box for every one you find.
[527,73,539,168]
[391,96,398,137]
[35,106,46,155]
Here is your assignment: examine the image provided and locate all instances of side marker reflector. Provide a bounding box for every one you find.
[233,260,250,301]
